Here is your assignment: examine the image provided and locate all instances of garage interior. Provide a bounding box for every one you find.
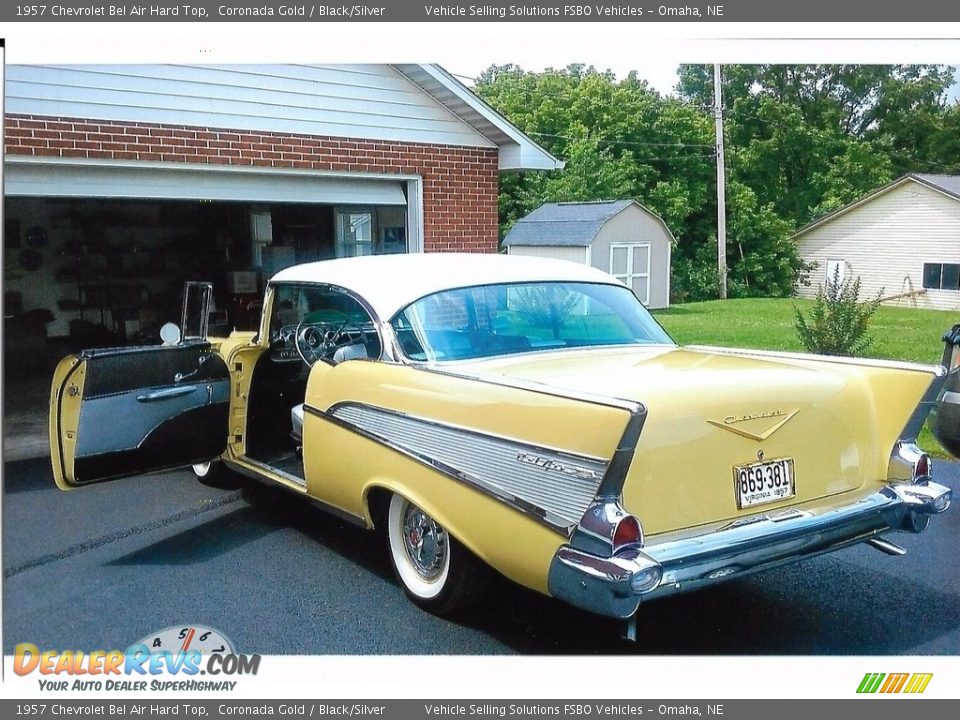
[3,195,408,373]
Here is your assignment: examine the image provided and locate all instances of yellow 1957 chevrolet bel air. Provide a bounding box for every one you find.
[50,253,951,621]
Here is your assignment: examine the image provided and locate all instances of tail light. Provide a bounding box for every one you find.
[613,516,643,551]
[571,500,646,557]
[915,453,931,478]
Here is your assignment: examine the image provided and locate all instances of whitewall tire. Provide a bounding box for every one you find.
[191,459,236,488]
[385,493,485,614]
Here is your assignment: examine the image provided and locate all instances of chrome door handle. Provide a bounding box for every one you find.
[136,386,197,402]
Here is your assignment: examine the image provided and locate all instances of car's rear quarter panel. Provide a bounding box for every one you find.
[300,360,631,594]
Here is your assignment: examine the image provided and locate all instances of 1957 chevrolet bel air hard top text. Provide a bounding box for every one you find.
[50,253,952,621]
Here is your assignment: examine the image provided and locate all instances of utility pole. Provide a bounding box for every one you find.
[713,63,728,300]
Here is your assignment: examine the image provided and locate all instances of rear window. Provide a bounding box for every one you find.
[391,281,673,362]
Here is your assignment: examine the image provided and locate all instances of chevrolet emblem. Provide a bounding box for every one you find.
[708,409,799,441]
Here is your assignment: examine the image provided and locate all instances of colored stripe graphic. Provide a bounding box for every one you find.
[904,673,933,694]
[880,673,909,693]
[857,672,932,694]
[857,673,885,693]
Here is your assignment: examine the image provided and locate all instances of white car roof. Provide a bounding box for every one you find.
[269,252,626,320]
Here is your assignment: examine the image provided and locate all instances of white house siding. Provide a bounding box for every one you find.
[5,64,494,148]
[589,207,672,309]
[507,245,588,265]
[796,181,960,311]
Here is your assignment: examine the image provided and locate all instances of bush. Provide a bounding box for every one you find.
[794,269,881,356]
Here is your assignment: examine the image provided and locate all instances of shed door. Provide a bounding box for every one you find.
[610,244,650,305]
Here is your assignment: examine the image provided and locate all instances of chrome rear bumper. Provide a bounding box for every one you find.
[547,478,951,619]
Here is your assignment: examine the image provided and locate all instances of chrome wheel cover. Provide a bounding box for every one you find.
[401,505,448,581]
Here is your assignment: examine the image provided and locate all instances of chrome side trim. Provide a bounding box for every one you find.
[305,403,603,534]
[898,371,947,442]
[412,363,647,498]
[328,402,609,465]
[597,406,647,499]
[227,456,307,489]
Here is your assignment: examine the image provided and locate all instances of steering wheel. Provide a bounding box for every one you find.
[295,319,351,366]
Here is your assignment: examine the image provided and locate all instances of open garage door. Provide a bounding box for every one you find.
[3,158,421,357]
[5,158,410,206]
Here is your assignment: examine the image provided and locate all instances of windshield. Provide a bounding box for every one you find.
[391,282,673,362]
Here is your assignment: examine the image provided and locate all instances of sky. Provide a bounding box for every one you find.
[5,26,958,101]
[445,58,959,102]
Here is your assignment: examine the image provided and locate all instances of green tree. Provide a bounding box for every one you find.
[475,64,804,300]
[476,63,957,302]
[678,63,955,224]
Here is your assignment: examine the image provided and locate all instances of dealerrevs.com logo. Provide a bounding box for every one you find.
[857,672,933,694]
[14,626,260,692]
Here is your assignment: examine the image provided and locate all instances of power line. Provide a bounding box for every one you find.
[526,131,714,149]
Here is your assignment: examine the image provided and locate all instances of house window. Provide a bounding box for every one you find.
[610,243,650,304]
[335,210,373,258]
[923,263,960,290]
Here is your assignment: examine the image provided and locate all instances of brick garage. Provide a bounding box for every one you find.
[2,64,559,353]
[5,115,501,253]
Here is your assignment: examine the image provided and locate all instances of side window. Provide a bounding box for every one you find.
[181,282,213,341]
[924,263,960,291]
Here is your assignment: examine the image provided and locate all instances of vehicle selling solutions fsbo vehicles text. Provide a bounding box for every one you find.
[421,5,723,17]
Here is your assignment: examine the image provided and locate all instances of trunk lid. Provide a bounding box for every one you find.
[465,345,935,535]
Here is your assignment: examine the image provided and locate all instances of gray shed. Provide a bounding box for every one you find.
[503,200,673,308]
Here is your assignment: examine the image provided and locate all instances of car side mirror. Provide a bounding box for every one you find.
[160,322,182,346]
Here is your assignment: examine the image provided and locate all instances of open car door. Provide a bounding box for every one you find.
[50,283,231,490]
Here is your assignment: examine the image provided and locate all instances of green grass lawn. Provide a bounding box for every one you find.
[652,298,956,364]
[652,298,958,457]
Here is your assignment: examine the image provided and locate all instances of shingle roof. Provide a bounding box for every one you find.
[503,200,636,247]
[792,173,960,238]
[914,174,960,200]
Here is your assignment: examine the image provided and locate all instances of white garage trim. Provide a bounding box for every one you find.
[5,155,412,206]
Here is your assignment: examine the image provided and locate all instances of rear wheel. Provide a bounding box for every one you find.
[191,459,238,488]
[385,493,485,615]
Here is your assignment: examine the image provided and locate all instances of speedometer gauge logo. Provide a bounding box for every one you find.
[136,625,235,656]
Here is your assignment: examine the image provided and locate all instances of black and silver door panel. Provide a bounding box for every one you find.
[51,342,230,489]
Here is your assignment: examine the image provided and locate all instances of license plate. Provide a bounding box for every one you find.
[734,458,795,509]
